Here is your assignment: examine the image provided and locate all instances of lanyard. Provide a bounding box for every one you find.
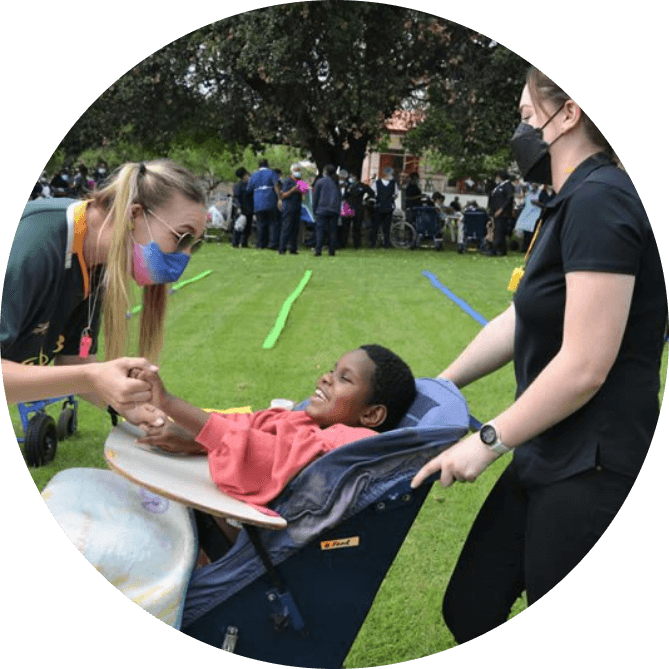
[72,201,102,358]
[73,201,90,298]
[524,218,543,261]
[508,216,544,292]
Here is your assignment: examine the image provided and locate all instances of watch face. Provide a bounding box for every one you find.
[480,424,497,445]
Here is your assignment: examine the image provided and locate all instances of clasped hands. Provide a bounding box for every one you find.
[123,367,205,455]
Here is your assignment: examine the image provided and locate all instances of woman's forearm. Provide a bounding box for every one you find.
[439,304,515,388]
[1,358,95,404]
[53,355,105,407]
[2,356,156,409]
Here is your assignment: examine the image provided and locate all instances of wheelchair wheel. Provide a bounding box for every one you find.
[25,413,58,467]
[57,403,77,441]
[390,221,416,249]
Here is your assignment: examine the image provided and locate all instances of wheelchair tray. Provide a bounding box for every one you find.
[104,422,287,530]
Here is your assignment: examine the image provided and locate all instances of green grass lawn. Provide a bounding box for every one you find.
[10,239,667,667]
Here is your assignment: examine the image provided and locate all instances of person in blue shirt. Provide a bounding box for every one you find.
[247,159,282,249]
[312,165,341,256]
[278,164,304,254]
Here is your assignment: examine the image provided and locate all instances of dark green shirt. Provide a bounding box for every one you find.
[1,199,102,366]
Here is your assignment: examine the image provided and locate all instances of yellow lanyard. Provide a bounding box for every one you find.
[524,219,543,261]
[508,218,543,292]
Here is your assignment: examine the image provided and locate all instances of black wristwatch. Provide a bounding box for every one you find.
[480,422,511,455]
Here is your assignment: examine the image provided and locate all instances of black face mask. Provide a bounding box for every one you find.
[510,103,565,185]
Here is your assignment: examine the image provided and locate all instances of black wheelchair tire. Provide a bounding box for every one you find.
[25,414,58,467]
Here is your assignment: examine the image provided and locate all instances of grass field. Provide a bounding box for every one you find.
[11,238,667,667]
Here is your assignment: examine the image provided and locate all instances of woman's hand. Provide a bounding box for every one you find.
[136,420,205,455]
[411,432,501,489]
[127,367,168,411]
[85,358,159,412]
[121,403,166,431]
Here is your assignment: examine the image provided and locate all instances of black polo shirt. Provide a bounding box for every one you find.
[512,153,667,487]
[1,199,103,367]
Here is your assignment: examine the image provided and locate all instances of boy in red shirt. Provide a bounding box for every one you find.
[134,345,416,507]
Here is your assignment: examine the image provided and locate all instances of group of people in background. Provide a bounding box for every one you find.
[483,170,554,256]
[227,161,485,255]
[32,158,554,259]
[30,161,109,201]
[230,160,404,256]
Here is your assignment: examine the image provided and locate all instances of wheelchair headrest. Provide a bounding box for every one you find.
[396,377,469,430]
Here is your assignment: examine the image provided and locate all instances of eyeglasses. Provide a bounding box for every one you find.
[174,231,205,254]
[145,208,204,254]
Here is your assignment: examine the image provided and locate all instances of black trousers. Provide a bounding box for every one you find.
[315,213,339,255]
[492,215,513,255]
[370,210,392,248]
[255,209,279,249]
[443,461,634,644]
[279,209,301,253]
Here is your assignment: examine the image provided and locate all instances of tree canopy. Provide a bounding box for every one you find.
[58,2,528,179]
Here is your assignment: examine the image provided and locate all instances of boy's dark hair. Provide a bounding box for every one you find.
[323,164,336,177]
[360,344,416,432]
[235,167,248,179]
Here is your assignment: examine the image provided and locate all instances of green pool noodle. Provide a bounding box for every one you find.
[262,270,313,350]
[128,270,213,317]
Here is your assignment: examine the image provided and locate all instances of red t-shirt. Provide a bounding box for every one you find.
[195,409,376,505]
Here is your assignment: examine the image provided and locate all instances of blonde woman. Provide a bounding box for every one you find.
[1,159,207,425]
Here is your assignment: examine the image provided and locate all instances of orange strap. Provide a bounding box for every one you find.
[524,218,543,262]
[72,202,90,298]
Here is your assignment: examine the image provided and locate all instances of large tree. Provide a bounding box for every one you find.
[58,2,527,177]
[402,40,528,180]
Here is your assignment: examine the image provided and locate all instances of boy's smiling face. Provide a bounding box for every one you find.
[305,349,384,429]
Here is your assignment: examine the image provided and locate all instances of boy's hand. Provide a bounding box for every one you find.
[129,367,168,411]
[137,421,206,455]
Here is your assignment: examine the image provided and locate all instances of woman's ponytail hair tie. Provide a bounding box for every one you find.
[138,162,147,177]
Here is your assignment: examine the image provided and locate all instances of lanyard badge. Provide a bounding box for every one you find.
[508,267,524,292]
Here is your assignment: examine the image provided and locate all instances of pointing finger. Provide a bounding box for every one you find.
[411,457,441,489]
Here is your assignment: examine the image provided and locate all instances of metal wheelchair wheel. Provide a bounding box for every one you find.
[390,220,416,249]
[25,413,58,467]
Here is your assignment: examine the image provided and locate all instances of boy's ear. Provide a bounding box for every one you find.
[361,404,387,430]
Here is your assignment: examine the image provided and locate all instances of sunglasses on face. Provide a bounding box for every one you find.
[145,208,205,254]
[173,231,205,254]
